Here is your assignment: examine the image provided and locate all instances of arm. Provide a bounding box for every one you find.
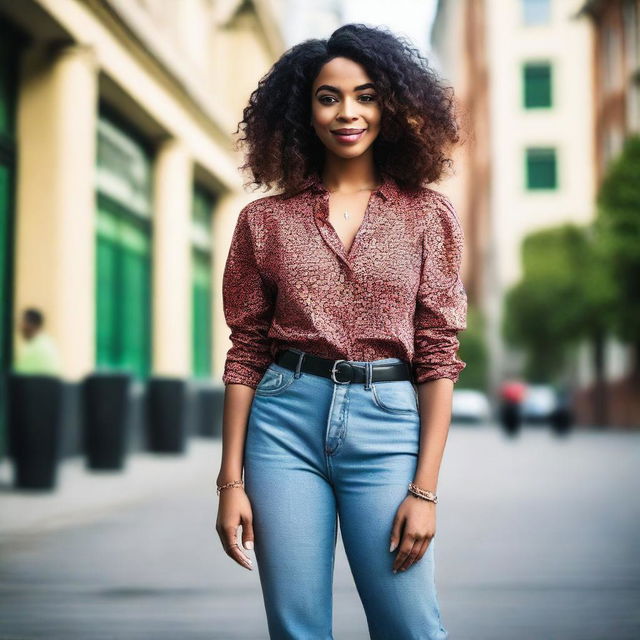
[391,193,467,573]
[216,203,274,571]
[217,203,275,486]
[412,192,467,493]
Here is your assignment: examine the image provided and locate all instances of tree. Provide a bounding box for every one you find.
[595,134,640,375]
[503,224,615,387]
[457,304,488,391]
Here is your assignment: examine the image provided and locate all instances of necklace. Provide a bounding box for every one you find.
[326,182,382,221]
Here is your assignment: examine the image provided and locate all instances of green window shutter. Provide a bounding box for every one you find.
[191,186,215,378]
[524,63,552,108]
[95,196,152,378]
[95,111,152,380]
[119,221,151,378]
[526,147,557,190]
[95,205,119,368]
[192,250,212,377]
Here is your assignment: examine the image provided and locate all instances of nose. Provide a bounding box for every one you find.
[338,97,359,120]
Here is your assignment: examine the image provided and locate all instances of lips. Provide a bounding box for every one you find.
[330,129,367,143]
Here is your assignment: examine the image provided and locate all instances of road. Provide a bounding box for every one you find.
[0,424,638,639]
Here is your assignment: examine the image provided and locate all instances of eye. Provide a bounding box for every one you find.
[359,94,378,102]
[318,95,337,105]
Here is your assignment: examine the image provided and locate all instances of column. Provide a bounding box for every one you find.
[14,43,98,379]
[152,139,193,376]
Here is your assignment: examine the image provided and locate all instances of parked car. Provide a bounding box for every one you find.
[451,389,492,424]
[521,384,559,423]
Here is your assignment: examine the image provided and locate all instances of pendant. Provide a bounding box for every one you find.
[343,210,349,220]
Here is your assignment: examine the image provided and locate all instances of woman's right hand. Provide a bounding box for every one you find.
[215,487,255,571]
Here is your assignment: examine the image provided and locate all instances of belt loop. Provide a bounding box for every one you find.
[294,351,305,378]
[364,361,372,390]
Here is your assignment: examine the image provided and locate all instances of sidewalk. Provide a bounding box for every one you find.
[0,438,222,540]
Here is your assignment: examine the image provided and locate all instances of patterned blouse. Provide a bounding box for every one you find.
[221,171,467,389]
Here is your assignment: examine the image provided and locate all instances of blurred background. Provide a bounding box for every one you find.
[0,1,638,639]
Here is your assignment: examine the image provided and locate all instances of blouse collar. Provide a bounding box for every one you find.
[283,170,399,202]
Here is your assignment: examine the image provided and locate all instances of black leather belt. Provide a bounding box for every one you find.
[275,348,413,384]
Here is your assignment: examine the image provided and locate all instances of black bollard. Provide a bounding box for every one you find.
[195,384,224,438]
[146,377,187,453]
[82,372,132,470]
[7,374,63,490]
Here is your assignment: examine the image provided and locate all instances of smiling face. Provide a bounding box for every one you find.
[310,56,382,160]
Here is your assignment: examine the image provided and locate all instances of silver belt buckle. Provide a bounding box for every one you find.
[330,359,353,384]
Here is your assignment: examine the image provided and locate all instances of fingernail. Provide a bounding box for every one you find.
[245,541,254,550]
[390,542,397,552]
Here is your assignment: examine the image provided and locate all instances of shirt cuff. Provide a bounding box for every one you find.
[222,362,267,389]
[413,360,466,385]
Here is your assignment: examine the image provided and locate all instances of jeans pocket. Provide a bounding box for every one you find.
[371,380,419,415]
[254,363,296,397]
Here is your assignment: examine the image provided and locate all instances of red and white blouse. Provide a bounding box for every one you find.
[221,171,467,389]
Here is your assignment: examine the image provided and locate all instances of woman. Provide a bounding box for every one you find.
[216,23,466,640]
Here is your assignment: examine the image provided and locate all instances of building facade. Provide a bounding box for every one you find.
[573,0,640,427]
[432,0,596,396]
[578,0,640,181]
[0,0,284,455]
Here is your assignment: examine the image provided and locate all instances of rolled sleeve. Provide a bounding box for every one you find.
[221,203,275,389]
[412,192,468,384]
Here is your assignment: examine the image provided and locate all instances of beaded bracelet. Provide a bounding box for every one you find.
[216,479,244,496]
[407,482,438,503]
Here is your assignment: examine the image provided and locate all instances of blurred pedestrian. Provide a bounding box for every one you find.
[216,23,466,639]
[498,379,526,433]
[13,308,62,376]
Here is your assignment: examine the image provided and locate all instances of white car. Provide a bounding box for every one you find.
[451,389,492,423]
[521,384,559,423]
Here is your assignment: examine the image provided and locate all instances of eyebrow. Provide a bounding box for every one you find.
[315,83,376,95]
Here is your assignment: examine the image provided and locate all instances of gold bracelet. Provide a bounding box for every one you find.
[216,479,244,496]
[408,482,438,503]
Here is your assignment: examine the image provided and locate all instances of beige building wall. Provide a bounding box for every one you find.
[486,0,595,293]
[433,0,596,388]
[4,0,284,382]
[15,43,99,380]
[486,0,595,382]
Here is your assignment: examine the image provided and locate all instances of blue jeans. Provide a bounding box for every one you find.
[243,349,449,640]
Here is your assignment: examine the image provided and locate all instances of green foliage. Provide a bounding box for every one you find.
[503,223,615,382]
[457,304,489,390]
[595,134,640,344]
[502,133,640,382]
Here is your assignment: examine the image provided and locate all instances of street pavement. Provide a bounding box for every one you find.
[0,423,638,639]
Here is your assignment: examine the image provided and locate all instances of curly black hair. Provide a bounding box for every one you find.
[233,23,462,195]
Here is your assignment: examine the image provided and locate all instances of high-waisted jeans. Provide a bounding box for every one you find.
[243,349,449,640]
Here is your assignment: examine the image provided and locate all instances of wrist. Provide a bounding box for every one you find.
[217,470,243,485]
[407,481,438,504]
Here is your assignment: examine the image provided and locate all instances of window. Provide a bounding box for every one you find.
[523,62,552,108]
[191,185,215,378]
[95,112,153,379]
[525,147,557,190]
[522,0,550,26]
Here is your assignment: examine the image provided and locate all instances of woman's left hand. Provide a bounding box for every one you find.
[389,494,436,573]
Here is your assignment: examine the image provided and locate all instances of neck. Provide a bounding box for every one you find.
[320,152,381,193]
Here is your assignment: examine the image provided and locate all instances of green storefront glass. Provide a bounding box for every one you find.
[191,186,215,378]
[0,22,22,457]
[95,112,152,379]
